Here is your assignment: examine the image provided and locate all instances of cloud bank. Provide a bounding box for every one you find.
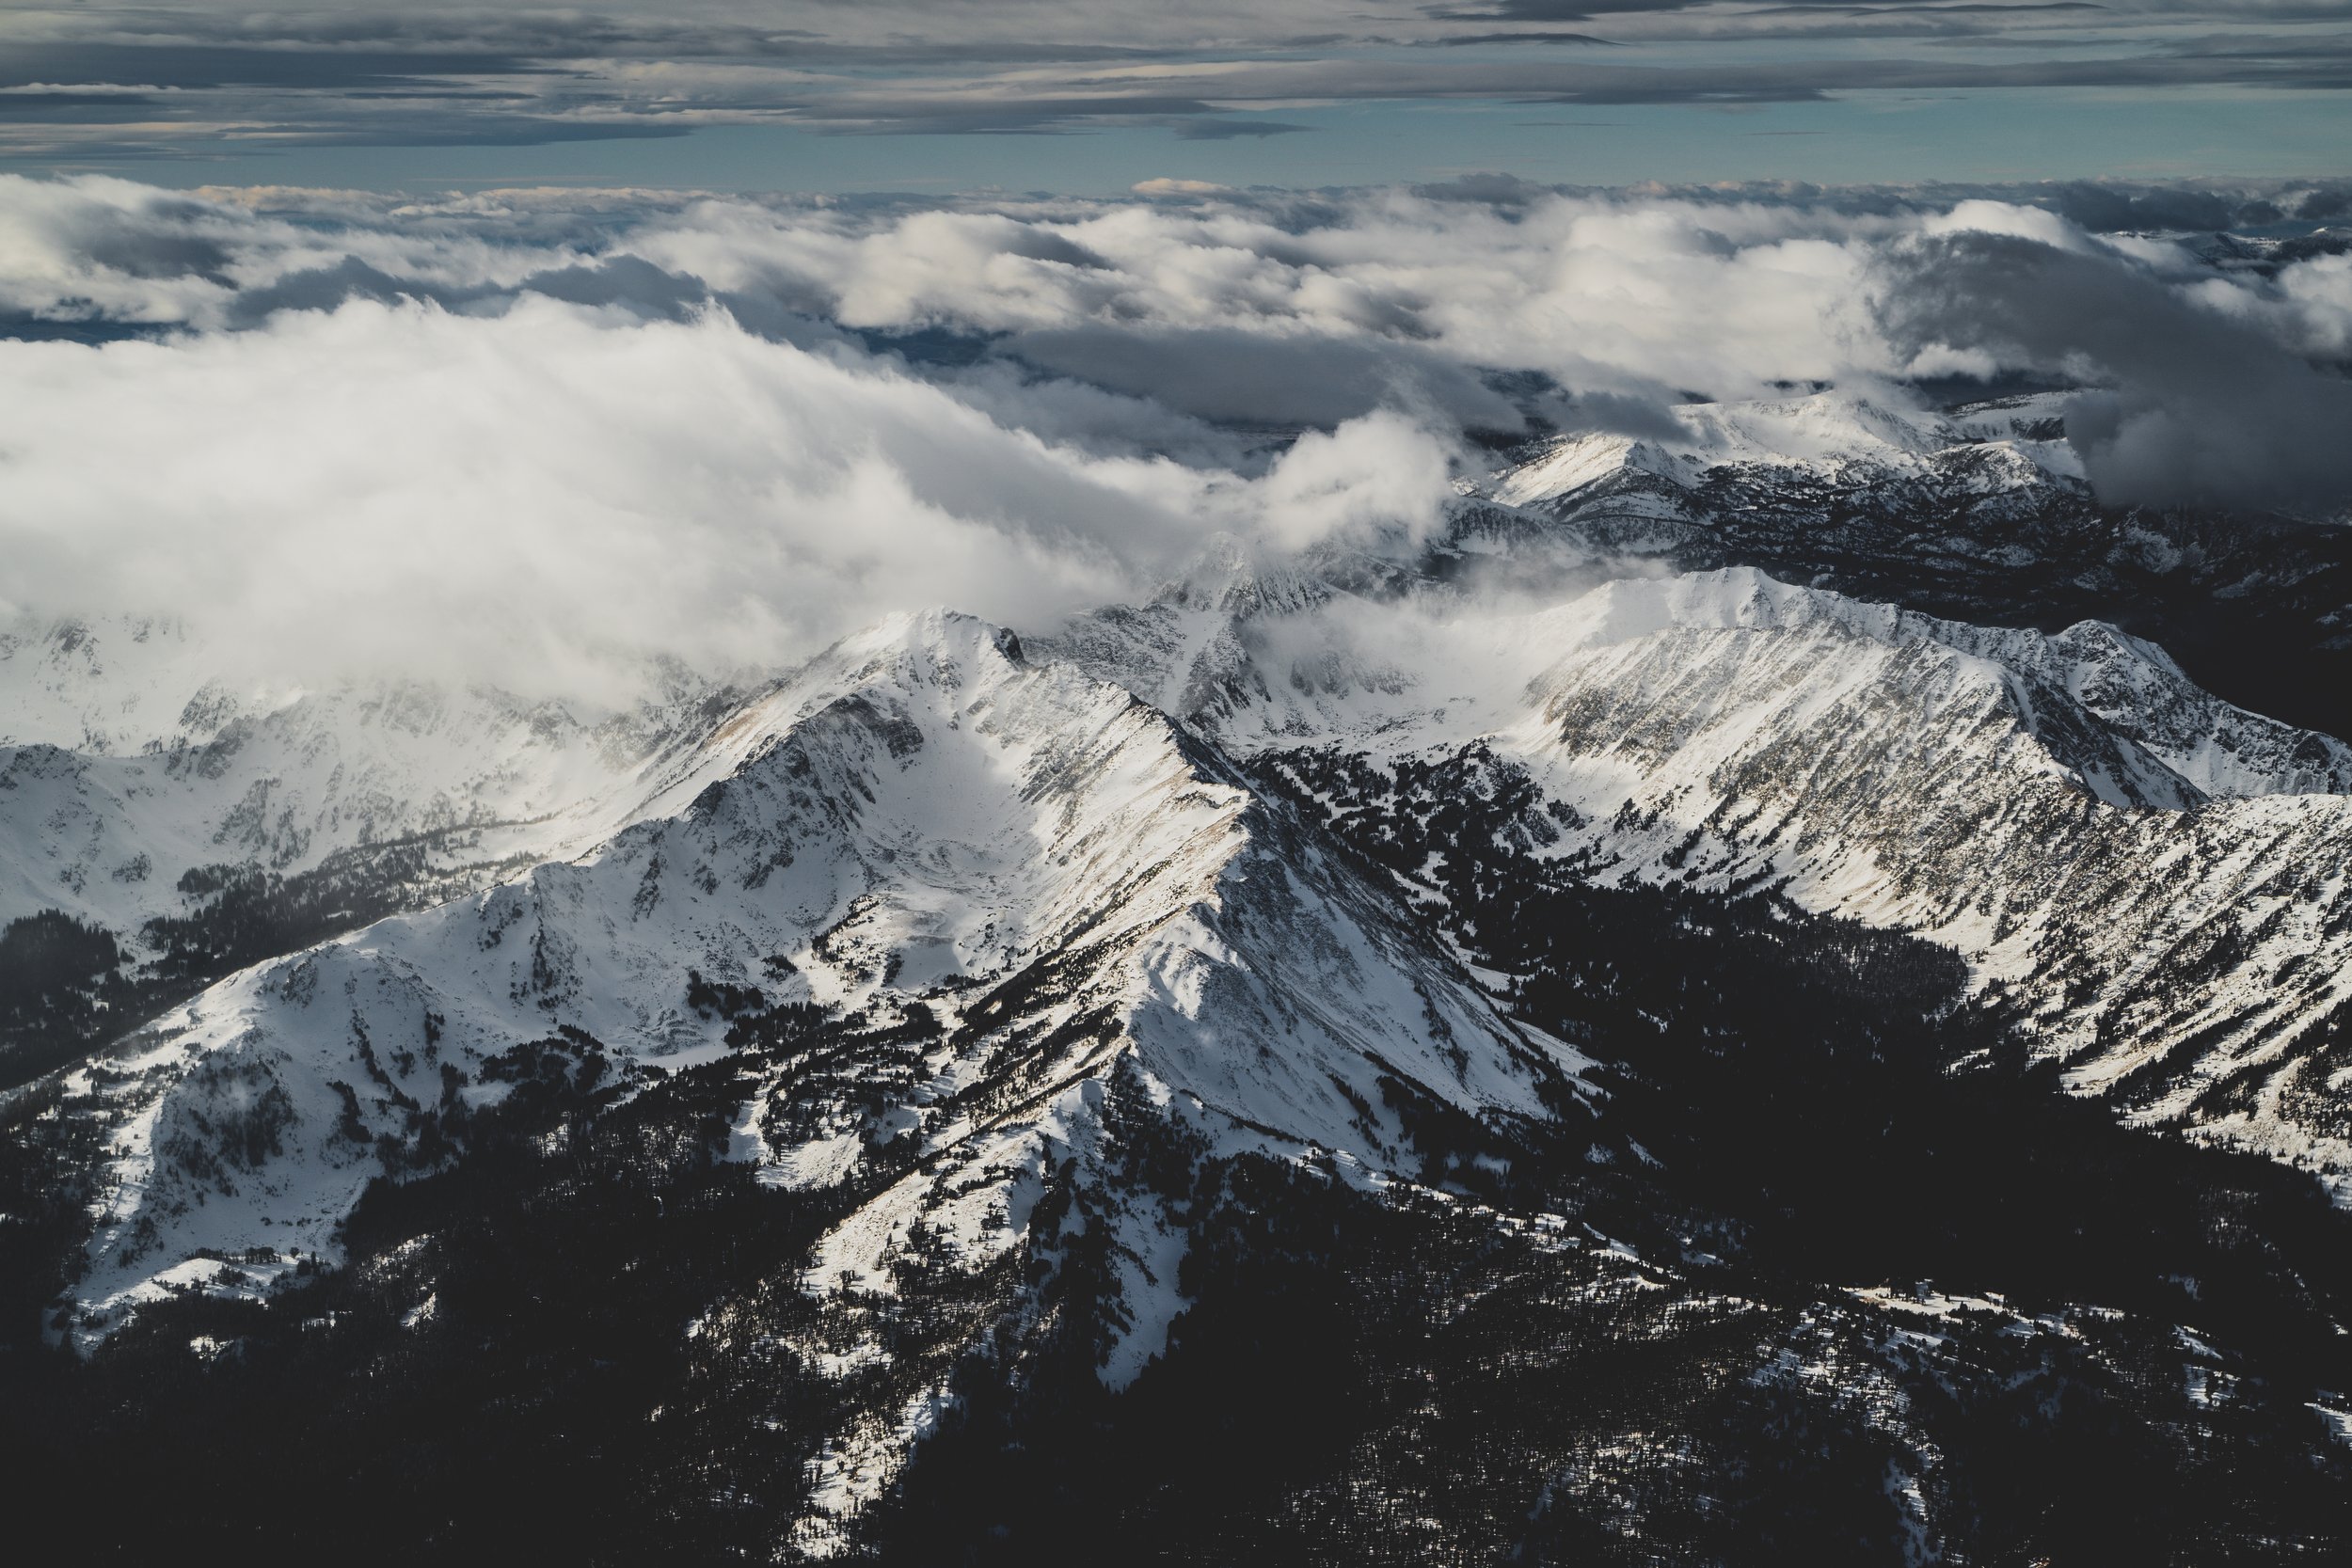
[1,174,2347,699]
[1877,227,2352,515]
[0,297,1454,700]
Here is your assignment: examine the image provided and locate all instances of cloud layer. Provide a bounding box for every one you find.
[0,296,1458,699]
[2,174,2347,699]
[3,2,2350,155]
[1877,227,2352,515]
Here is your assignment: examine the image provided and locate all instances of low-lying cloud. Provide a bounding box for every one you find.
[1877,230,2352,515]
[2,173,2348,702]
[0,295,1455,701]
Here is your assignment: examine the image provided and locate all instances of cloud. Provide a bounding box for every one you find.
[2,173,2349,708]
[0,291,1460,699]
[1875,228,2352,514]
[1169,118,1313,140]
[0,41,545,94]
[1431,31,1624,45]
[0,1,2349,157]
[1431,2,1710,16]
[11,176,2349,386]
[1004,326,1531,430]
[612,186,1904,404]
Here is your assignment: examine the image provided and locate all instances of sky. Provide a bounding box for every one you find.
[1,2,2349,190]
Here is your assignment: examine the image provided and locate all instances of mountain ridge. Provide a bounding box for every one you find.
[11,390,2352,1560]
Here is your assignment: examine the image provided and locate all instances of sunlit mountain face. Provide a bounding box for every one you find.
[4,159,2352,1562]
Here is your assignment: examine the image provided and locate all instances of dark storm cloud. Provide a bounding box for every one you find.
[2033,182,2244,232]
[1876,231,2352,515]
[832,41,2352,122]
[1553,389,1695,441]
[1751,3,2111,13]
[1479,44,2352,103]
[0,93,167,120]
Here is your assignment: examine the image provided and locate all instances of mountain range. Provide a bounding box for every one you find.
[5,390,2350,1562]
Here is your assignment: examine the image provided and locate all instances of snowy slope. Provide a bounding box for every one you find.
[49,605,1594,1542]
[1047,563,2352,1190]
[1467,386,2352,754]
[0,613,751,948]
[18,382,2352,1560]
[1464,389,2087,592]
[58,610,1582,1418]
[26,388,2352,1540]
[0,614,237,755]
[1493,390,2083,520]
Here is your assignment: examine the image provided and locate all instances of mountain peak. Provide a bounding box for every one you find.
[1151,532,1327,617]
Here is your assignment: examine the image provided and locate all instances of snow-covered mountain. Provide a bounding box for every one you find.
[1052,560,2352,1190]
[12,390,2352,1560]
[0,615,749,948]
[1491,391,2082,541]
[47,608,1589,1541]
[1467,388,2352,749]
